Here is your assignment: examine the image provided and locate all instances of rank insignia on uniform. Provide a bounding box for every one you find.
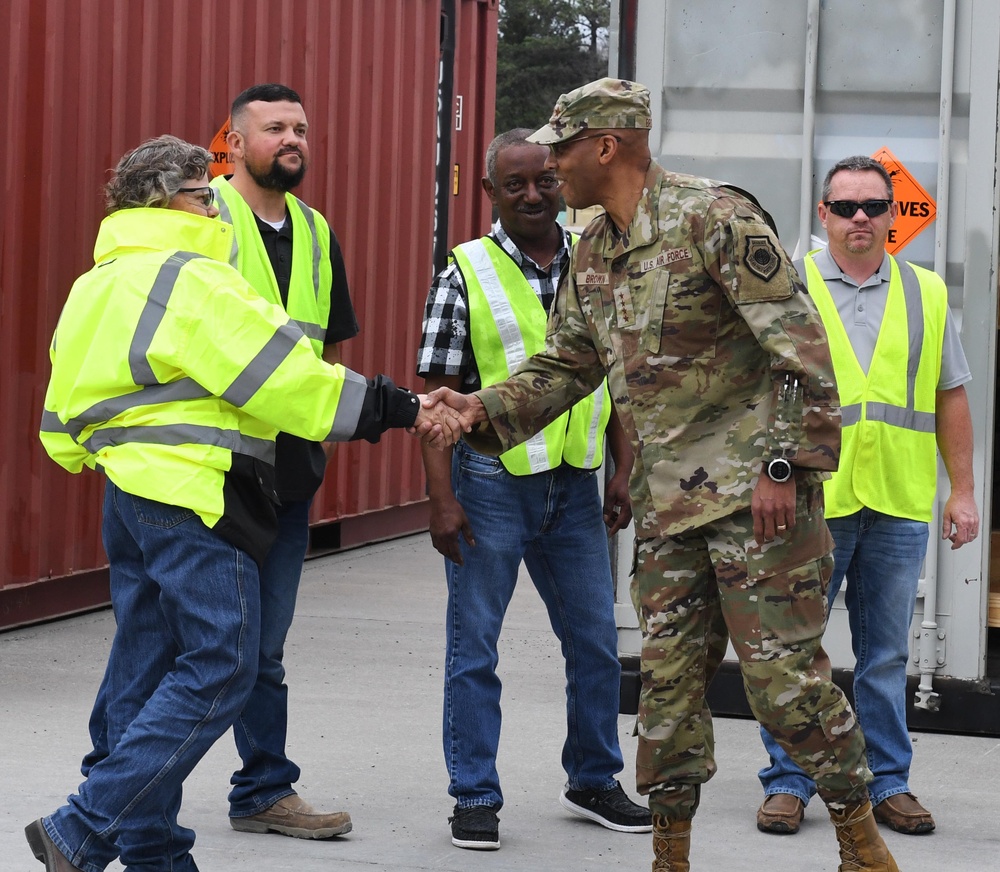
[613,284,635,327]
[744,236,780,281]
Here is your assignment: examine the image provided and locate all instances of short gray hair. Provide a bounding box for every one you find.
[485,127,538,185]
[105,135,214,213]
[821,155,894,201]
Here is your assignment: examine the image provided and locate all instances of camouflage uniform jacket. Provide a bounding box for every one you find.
[478,162,841,537]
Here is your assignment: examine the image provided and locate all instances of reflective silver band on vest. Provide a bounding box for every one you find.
[840,403,862,427]
[325,368,368,440]
[293,319,326,341]
[221,319,302,408]
[215,197,241,268]
[294,196,322,300]
[865,402,936,433]
[581,386,605,468]
[463,239,550,472]
[898,261,925,410]
[130,252,203,385]
[81,423,275,464]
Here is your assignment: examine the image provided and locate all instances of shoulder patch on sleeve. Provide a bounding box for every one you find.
[744,235,781,281]
[731,221,796,303]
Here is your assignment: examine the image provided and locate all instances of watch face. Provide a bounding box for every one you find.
[767,458,792,483]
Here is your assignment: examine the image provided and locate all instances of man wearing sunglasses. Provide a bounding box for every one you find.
[756,155,979,839]
[211,83,360,840]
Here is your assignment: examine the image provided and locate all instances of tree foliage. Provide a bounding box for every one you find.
[495,0,610,134]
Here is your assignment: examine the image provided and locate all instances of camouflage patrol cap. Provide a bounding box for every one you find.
[527,78,652,145]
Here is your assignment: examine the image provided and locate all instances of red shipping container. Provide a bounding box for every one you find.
[0,0,498,629]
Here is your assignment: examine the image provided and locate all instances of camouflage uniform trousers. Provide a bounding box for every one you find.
[629,480,872,821]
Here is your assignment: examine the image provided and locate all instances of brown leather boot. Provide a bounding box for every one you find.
[828,801,899,871]
[229,794,352,839]
[651,817,691,872]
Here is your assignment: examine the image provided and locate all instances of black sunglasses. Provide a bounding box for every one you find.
[824,199,892,218]
[177,186,216,209]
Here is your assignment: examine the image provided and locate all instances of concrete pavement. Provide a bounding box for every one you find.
[2,532,998,871]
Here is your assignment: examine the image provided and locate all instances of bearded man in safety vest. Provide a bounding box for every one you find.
[416,128,651,851]
[756,155,980,838]
[209,83,360,839]
[28,135,455,872]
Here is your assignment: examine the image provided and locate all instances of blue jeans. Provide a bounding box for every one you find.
[48,481,259,872]
[758,508,929,806]
[228,498,311,816]
[444,443,624,809]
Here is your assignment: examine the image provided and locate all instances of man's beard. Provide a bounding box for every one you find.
[247,152,307,192]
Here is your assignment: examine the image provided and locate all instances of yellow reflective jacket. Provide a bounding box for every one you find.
[40,208,406,558]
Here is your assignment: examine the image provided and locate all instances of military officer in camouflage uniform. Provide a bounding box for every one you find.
[421,79,899,872]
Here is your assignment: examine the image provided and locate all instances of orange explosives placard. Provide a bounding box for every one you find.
[871,146,936,255]
[209,117,234,178]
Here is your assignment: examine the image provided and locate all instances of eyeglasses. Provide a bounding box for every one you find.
[823,199,892,218]
[177,186,216,209]
[550,132,622,158]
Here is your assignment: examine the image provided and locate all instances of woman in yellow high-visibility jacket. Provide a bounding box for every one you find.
[26,135,447,872]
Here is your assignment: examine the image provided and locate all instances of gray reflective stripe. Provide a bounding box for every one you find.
[294,196,322,299]
[221,320,302,408]
[463,239,528,376]
[129,251,203,385]
[72,379,210,431]
[215,196,240,267]
[293,319,326,341]
[849,261,931,434]
[82,423,275,464]
[866,402,936,433]
[325,368,368,440]
[841,403,862,427]
[898,261,925,408]
[41,380,213,442]
[40,409,72,433]
[523,430,551,472]
[581,386,605,468]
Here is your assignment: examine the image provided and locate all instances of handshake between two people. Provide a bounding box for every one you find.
[411,386,488,450]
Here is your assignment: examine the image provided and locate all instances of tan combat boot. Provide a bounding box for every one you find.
[651,816,691,872]
[829,800,899,871]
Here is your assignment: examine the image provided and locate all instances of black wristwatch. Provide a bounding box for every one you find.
[765,457,793,484]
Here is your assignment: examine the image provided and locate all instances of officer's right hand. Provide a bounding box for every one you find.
[428,494,476,565]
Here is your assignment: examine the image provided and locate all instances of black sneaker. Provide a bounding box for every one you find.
[449,804,500,850]
[560,781,653,833]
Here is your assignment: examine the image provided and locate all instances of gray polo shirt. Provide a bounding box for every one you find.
[807,246,971,390]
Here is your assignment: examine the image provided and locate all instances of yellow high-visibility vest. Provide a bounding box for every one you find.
[803,253,946,521]
[455,236,611,475]
[213,176,332,358]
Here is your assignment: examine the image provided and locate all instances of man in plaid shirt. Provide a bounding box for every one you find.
[417,128,649,852]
